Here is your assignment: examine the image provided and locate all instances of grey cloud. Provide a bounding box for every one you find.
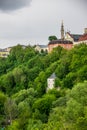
[0,0,32,11]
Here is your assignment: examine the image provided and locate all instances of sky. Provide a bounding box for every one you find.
[0,0,87,48]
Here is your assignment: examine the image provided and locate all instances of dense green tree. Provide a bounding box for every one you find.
[48,35,57,41]
[33,94,56,122]
[43,107,64,130]
[0,92,7,127]
[6,120,21,130]
[9,44,24,64]
[4,98,18,125]
[62,72,77,89]
[47,88,61,98]
[0,44,87,129]
[27,119,43,130]
[12,88,37,105]
[17,101,31,129]
[27,55,43,69]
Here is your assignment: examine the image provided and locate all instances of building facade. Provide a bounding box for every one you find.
[48,21,87,52]
[48,40,73,52]
[48,21,73,52]
[47,73,56,91]
[0,47,12,58]
[65,32,82,44]
[35,45,48,53]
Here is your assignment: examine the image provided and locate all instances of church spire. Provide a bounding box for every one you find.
[61,20,64,40]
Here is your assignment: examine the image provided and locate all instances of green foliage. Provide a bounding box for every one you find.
[0,44,87,129]
[65,99,83,123]
[33,94,56,115]
[43,107,64,130]
[52,96,68,107]
[68,81,87,105]
[27,119,43,130]
[62,72,77,88]
[12,88,37,106]
[47,88,61,98]
[4,98,18,125]
[33,94,56,122]
[48,35,57,41]
[44,81,87,130]
[0,92,7,126]
[6,120,21,130]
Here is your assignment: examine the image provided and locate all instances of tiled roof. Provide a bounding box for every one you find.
[71,34,82,41]
[48,39,73,45]
[79,34,87,41]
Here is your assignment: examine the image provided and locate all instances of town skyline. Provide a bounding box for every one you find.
[0,0,87,48]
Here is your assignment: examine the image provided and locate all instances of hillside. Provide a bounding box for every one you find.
[0,43,87,130]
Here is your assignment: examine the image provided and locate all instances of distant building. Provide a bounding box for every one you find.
[4,47,12,52]
[48,22,73,52]
[65,28,87,45]
[65,32,82,44]
[78,28,87,44]
[0,50,9,58]
[47,73,56,91]
[48,39,73,52]
[0,47,12,58]
[35,44,48,52]
[0,44,27,58]
[48,21,87,52]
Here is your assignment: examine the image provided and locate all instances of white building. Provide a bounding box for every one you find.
[47,73,56,91]
[65,32,82,45]
[35,45,48,53]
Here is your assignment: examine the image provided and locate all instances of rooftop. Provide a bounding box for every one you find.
[48,39,73,45]
[71,34,82,42]
[37,45,48,48]
[48,73,56,79]
[79,34,87,41]
[67,32,82,41]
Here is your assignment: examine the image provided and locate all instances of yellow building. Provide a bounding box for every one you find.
[0,47,12,58]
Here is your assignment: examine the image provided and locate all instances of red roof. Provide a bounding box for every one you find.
[79,34,87,41]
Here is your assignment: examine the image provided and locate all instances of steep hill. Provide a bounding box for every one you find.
[0,43,87,129]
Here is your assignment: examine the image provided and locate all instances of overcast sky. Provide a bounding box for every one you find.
[0,0,87,48]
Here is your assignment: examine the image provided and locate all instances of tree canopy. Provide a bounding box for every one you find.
[48,35,57,41]
[0,43,87,129]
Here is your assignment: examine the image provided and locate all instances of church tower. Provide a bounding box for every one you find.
[61,21,64,40]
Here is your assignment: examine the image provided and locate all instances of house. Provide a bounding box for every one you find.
[65,32,82,44]
[0,50,9,58]
[65,28,87,45]
[4,47,12,52]
[0,47,12,58]
[78,28,87,44]
[47,73,56,91]
[35,44,48,53]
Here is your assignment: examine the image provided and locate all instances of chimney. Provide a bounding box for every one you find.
[84,28,87,34]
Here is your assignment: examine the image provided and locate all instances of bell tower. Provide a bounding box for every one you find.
[61,20,64,40]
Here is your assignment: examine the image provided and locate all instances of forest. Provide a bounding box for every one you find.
[0,43,87,130]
